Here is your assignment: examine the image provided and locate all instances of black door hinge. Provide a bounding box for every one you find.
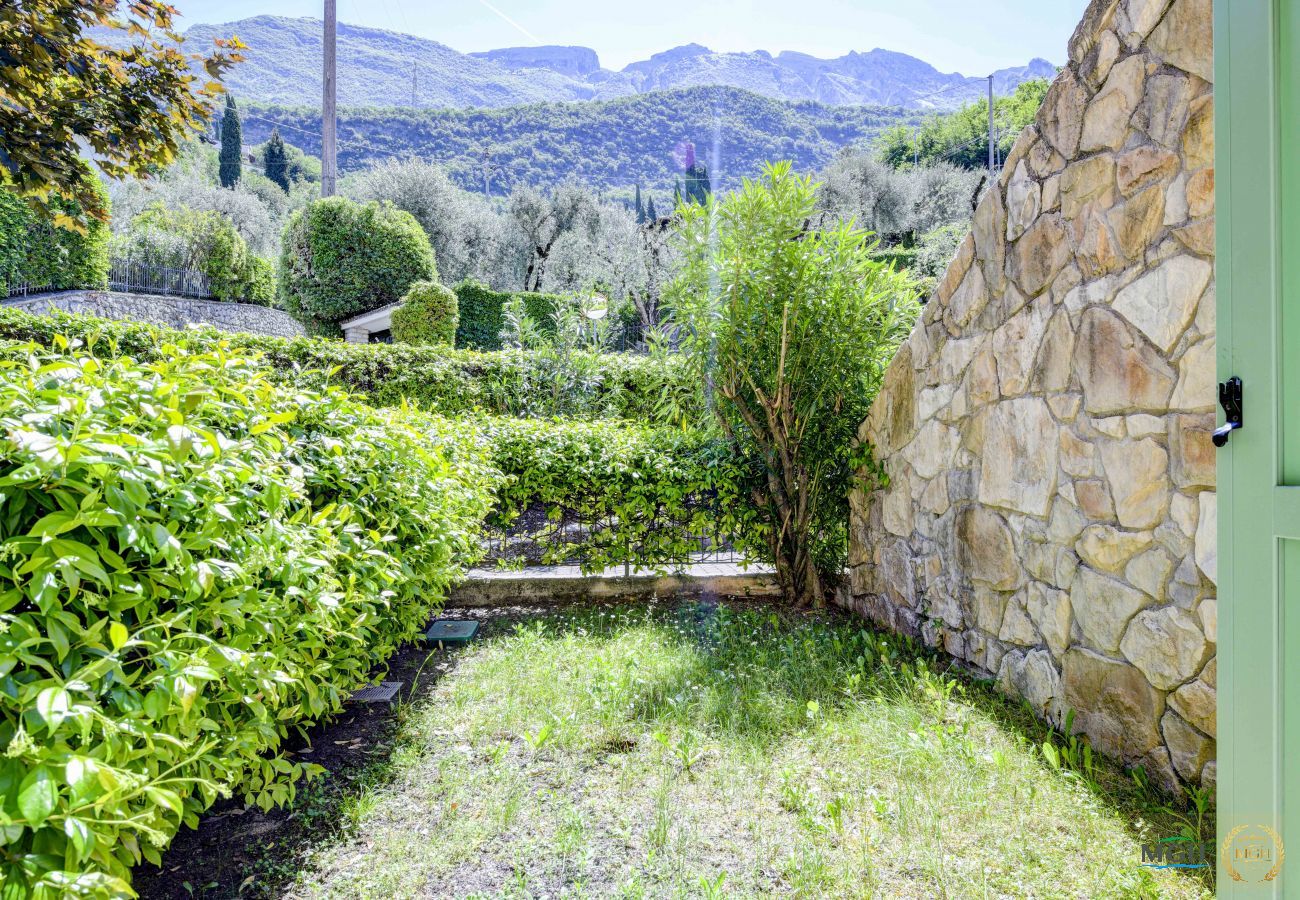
[1213,376,1243,447]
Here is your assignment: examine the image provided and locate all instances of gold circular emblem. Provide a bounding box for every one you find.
[1222,824,1285,882]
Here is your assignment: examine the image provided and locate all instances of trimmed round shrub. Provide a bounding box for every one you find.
[392,280,458,347]
[279,197,436,336]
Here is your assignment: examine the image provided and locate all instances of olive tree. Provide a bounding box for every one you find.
[667,162,919,607]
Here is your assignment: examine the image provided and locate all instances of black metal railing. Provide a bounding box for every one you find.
[479,500,745,570]
[109,259,212,300]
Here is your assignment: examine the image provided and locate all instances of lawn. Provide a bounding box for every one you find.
[138,601,1213,899]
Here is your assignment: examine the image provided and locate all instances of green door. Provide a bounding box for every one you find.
[1218,0,1296,893]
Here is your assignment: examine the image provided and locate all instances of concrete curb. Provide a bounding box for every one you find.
[449,571,781,606]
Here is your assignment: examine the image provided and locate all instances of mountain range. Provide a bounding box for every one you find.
[128,16,1056,110]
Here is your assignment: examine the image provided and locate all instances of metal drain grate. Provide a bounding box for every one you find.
[350,681,403,704]
[424,619,481,644]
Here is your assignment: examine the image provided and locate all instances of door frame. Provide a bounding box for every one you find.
[1217,0,1288,894]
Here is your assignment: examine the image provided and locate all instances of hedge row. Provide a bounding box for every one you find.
[475,417,767,572]
[454,281,561,350]
[0,338,496,895]
[0,308,697,424]
[0,181,110,295]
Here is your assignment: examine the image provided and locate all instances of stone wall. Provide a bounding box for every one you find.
[4,291,307,339]
[844,0,1215,790]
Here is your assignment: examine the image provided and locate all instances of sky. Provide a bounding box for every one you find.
[168,0,1088,75]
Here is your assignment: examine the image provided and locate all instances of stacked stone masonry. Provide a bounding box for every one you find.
[4,291,307,340]
[844,0,1215,791]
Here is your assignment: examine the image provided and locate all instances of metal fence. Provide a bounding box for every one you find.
[479,500,745,571]
[4,279,50,299]
[109,259,212,300]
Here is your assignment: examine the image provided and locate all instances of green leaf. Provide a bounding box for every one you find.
[109,621,128,650]
[17,766,57,827]
[35,686,70,732]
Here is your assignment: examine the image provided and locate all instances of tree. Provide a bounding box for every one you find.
[220,94,244,189]
[667,162,919,607]
[634,184,646,224]
[876,79,1051,171]
[681,143,711,205]
[264,129,290,191]
[646,195,658,222]
[279,197,437,334]
[508,183,598,292]
[0,0,242,225]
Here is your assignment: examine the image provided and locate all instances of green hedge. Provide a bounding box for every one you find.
[279,197,436,336]
[0,337,496,895]
[392,280,458,347]
[0,179,110,295]
[454,281,561,350]
[477,417,766,572]
[0,308,698,424]
[114,205,274,305]
[868,246,919,271]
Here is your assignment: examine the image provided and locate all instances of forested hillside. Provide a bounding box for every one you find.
[238,87,922,195]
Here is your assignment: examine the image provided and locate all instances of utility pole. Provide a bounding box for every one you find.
[322,0,338,197]
[986,74,995,176]
[411,66,418,107]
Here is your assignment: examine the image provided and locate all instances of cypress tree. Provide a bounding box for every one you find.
[219,94,242,188]
[264,128,290,191]
[684,160,711,205]
[634,183,645,224]
[645,195,658,222]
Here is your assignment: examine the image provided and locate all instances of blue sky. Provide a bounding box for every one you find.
[170,0,1088,74]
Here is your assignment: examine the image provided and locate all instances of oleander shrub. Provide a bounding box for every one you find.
[454,280,561,350]
[0,308,700,424]
[279,198,436,336]
[0,337,496,895]
[391,280,458,347]
[669,162,920,606]
[0,177,110,295]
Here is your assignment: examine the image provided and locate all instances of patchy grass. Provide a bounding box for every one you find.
[145,601,1214,899]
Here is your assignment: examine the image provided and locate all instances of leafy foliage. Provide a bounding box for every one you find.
[479,418,758,573]
[912,223,970,294]
[876,79,1052,170]
[112,205,274,304]
[278,198,437,335]
[0,179,110,295]
[0,0,242,225]
[263,130,291,192]
[219,95,243,189]
[392,281,459,347]
[455,281,560,351]
[0,335,496,895]
[669,162,920,606]
[0,308,697,424]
